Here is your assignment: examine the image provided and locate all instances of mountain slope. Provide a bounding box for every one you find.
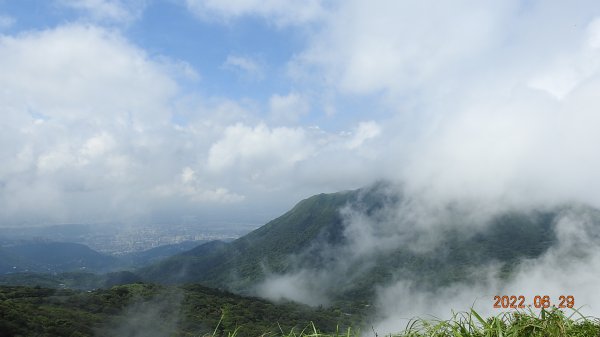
[139,188,363,286]
[118,240,210,267]
[0,247,35,274]
[139,183,597,302]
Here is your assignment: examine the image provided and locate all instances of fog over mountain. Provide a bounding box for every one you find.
[132,181,600,334]
[251,185,600,333]
[2,1,600,335]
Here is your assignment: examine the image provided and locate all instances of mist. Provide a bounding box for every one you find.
[97,287,184,337]
[375,206,600,333]
[255,184,600,334]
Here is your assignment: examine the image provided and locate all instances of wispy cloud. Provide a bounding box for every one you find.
[185,0,326,27]
[0,14,15,30]
[56,0,145,23]
[223,55,265,81]
[268,92,310,125]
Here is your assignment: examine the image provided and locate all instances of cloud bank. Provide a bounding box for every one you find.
[0,23,382,226]
[2,1,600,245]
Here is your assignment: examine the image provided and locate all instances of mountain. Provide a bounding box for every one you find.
[139,187,360,287]
[139,183,586,303]
[0,239,217,276]
[0,247,34,274]
[118,240,211,267]
[0,241,118,274]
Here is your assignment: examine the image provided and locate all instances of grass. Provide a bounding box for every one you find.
[207,308,600,337]
[394,308,599,337]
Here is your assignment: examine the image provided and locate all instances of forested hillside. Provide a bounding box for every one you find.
[0,283,355,337]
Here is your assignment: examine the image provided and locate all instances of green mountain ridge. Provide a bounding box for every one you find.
[0,242,118,274]
[139,183,591,304]
[3,183,597,308]
[0,240,212,276]
[139,189,359,287]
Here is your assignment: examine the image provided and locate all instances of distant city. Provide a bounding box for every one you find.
[0,222,260,255]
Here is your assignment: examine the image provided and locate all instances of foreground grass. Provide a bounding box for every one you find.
[228,308,599,337]
[392,308,599,337]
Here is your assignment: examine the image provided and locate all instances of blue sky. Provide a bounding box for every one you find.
[2,0,600,226]
[1,1,314,119]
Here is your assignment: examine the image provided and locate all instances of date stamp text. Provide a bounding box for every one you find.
[493,295,575,309]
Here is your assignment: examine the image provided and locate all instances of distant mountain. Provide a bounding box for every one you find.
[118,240,210,267]
[0,247,34,274]
[0,224,97,241]
[139,183,596,303]
[1,241,118,274]
[0,239,217,276]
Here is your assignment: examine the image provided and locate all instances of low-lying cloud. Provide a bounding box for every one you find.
[256,186,600,334]
[376,207,600,333]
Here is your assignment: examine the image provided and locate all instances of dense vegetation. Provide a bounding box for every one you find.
[2,283,598,337]
[0,283,356,337]
[0,271,102,289]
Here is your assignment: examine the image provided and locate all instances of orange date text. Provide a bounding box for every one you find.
[493,295,574,309]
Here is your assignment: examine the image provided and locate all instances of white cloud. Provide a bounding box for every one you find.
[347,121,380,149]
[0,21,380,225]
[207,123,312,178]
[528,17,600,99]
[0,24,176,126]
[153,167,245,203]
[185,0,326,26]
[223,55,264,80]
[0,24,187,224]
[298,0,517,95]
[287,0,600,208]
[256,270,331,306]
[57,0,145,23]
[5,0,600,241]
[0,14,15,30]
[80,133,116,159]
[268,92,309,125]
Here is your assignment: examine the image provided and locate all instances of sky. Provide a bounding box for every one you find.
[2,0,600,227]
